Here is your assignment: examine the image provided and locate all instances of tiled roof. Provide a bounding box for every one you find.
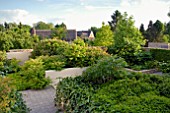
[31,28,77,41]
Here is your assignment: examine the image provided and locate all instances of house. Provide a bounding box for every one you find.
[30,28,77,41]
[77,30,95,41]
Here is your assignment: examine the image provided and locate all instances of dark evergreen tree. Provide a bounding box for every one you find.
[108,10,122,31]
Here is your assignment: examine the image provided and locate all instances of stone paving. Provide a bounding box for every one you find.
[21,86,57,113]
[21,67,87,113]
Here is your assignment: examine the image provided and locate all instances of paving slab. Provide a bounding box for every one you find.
[21,86,57,113]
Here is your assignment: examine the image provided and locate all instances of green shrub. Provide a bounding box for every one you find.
[31,39,109,68]
[158,61,170,73]
[55,56,128,112]
[0,77,29,113]
[150,48,170,62]
[9,58,50,90]
[31,39,69,58]
[37,55,66,70]
[64,45,109,67]
[55,56,170,113]
[73,37,86,46]
[82,56,127,85]
[0,51,21,76]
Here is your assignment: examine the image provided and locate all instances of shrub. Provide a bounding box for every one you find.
[9,58,50,90]
[150,48,170,62]
[158,61,170,73]
[55,56,170,113]
[31,39,109,68]
[31,39,69,58]
[64,45,109,67]
[0,51,20,76]
[0,77,29,113]
[55,56,128,112]
[73,37,86,46]
[37,55,66,70]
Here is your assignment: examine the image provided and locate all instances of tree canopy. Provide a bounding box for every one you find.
[108,12,145,57]
[93,22,114,47]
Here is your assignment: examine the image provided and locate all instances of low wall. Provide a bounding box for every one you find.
[45,67,87,88]
[7,49,33,65]
[148,42,170,49]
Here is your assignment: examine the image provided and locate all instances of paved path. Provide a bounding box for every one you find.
[21,67,87,113]
[21,86,57,113]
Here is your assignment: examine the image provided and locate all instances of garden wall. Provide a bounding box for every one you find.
[45,67,87,88]
[7,49,33,65]
[148,42,170,49]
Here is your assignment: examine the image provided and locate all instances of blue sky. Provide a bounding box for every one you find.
[0,0,170,30]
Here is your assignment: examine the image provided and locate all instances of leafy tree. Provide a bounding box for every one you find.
[108,10,122,31]
[109,12,145,57]
[0,22,39,51]
[51,23,67,39]
[90,27,99,37]
[34,21,54,30]
[146,20,164,42]
[0,32,13,51]
[94,22,114,46]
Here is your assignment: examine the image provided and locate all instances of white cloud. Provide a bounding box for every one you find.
[0,9,42,26]
[119,0,170,28]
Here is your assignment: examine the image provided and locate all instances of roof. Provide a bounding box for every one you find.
[63,29,77,41]
[31,28,77,41]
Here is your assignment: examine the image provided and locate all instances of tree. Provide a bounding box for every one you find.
[34,21,54,30]
[0,22,39,51]
[93,22,114,47]
[146,20,164,42]
[51,23,67,39]
[90,27,99,37]
[109,12,145,57]
[108,10,122,31]
[139,24,145,36]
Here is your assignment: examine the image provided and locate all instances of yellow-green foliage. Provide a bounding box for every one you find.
[9,58,50,90]
[0,77,29,112]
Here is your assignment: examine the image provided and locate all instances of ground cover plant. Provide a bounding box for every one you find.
[0,77,30,113]
[55,56,170,113]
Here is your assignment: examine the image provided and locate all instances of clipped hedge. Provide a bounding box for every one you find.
[150,48,170,62]
[55,56,170,113]
[0,77,29,113]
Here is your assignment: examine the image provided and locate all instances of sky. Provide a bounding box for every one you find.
[0,0,170,30]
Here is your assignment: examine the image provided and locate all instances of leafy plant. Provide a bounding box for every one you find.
[158,61,170,73]
[0,77,30,113]
[9,58,50,90]
[55,56,170,113]
[31,39,69,58]
[37,55,66,70]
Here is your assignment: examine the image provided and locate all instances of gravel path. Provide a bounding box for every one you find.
[21,86,57,113]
